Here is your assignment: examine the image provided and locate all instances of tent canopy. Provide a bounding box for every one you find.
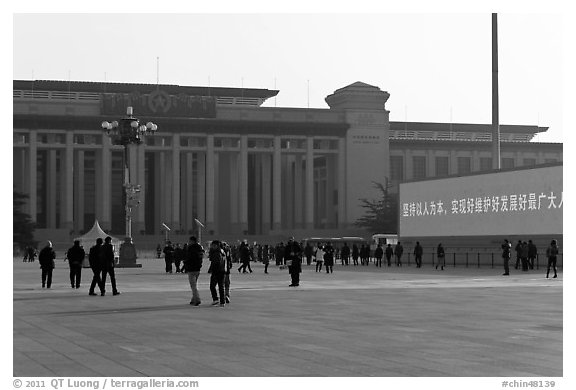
[74,220,121,252]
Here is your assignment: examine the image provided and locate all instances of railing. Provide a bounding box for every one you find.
[395,251,563,269]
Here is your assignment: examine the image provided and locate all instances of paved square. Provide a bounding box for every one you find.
[13,258,562,377]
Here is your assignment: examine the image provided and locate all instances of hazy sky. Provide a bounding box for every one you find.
[12,11,564,142]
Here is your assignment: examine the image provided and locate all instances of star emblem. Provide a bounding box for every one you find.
[148,90,171,113]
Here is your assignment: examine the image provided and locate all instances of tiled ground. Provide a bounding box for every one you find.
[13,258,562,377]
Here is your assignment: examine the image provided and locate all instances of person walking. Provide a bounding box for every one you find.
[237,241,253,273]
[436,243,445,270]
[304,242,314,266]
[101,236,120,296]
[88,238,105,296]
[514,240,523,270]
[285,237,302,286]
[527,240,537,270]
[163,241,175,273]
[184,236,204,306]
[262,245,270,274]
[324,242,335,274]
[38,241,56,289]
[545,239,559,279]
[352,244,359,266]
[341,242,350,266]
[385,244,393,267]
[414,241,423,268]
[208,240,227,307]
[156,244,162,259]
[315,245,325,272]
[374,244,384,267]
[501,239,512,276]
[222,242,233,304]
[520,241,529,272]
[66,240,85,289]
[174,243,184,273]
[394,242,404,266]
[275,242,285,266]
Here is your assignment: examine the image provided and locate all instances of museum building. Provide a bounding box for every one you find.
[12,80,563,240]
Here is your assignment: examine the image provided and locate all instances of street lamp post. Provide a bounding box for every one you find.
[101,106,158,267]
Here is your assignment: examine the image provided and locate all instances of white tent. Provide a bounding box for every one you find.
[74,220,121,261]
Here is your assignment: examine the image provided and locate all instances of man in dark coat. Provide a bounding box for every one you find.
[88,238,105,296]
[174,243,184,273]
[385,244,393,267]
[101,236,120,296]
[502,239,512,276]
[275,242,285,266]
[39,241,56,288]
[66,240,85,289]
[184,236,204,306]
[285,237,302,286]
[374,244,384,267]
[394,242,404,266]
[324,242,335,273]
[414,241,423,268]
[163,241,174,273]
[237,242,253,273]
[208,240,226,306]
[304,243,314,266]
[527,240,537,270]
[341,242,351,266]
[514,240,523,269]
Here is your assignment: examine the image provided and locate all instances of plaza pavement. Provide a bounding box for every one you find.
[13,257,562,377]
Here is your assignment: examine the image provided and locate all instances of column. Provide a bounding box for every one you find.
[449,150,457,175]
[157,151,166,229]
[254,154,262,234]
[426,150,435,178]
[472,150,480,172]
[172,134,181,230]
[75,150,85,232]
[305,137,314,230]
[206,135,215,232]
[186,152,194,231]
[325,155,337,228]
[100,136,112,231]
[405,150,413,181]
[337,137,346,229]
[64,132,74,230]
[197,152,206,225]
[239,135,248,233]
[294,154,303,229]
[135,144,146,233]
[261,153,272,234]
[272,136,282,231]
[230,153,239,230]
[46,149,57,229]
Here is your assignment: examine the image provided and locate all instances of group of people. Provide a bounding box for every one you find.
[501,238,559,278]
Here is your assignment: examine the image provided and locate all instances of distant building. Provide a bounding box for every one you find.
[13,80,562,240]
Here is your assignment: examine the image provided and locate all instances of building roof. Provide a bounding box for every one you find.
[13,80,279,100]
[390,121,547,134]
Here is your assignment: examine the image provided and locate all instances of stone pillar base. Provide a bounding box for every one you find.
[116,239,142,268]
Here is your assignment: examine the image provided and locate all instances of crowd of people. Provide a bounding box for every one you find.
[25,235,561,305]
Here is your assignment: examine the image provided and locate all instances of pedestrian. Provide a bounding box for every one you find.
[394,242,404,266]
[304,242,314,266]
[385,244,393,267]
[501,239,511,276]
[237,241,253,273]
[315,245,325,272]
[359,244,367,265]
[276,242,285,266]
[545,239,559,279]
[285,237,302,286]
[222,242,233,304]
[184,236,204,306]
[352,244,359,266]
[324,242,335,273]
[88,238,105,296]
[527,240,537,270]
[436,243,445,270]
[101,236,120,296]
[414,241,423,268]
[163,241,174,273]
[174,243,184,273]
[520,241,529,272]
[374,244,384,267]
[156,244,162,259]
[38,241,56,289]
[262,244,270,274]
[208,240,226,307]
[66,240,85,289]
[514,240,522,270]
[341,242,350,266]
[27,245,37,262]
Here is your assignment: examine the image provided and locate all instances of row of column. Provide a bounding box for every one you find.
[20,132,346,235]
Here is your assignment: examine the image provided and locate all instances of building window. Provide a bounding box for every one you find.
[390,156,404,182]
[282,139,306,149]
[180,137,206,147]
[502,158,515,169]
[412,156,426,180]
[523,158,536,167]
[457,157,471,175]
[13,133,29,145]
[480,157,492,172]
[248,138,273,149]
[435,156,449,177]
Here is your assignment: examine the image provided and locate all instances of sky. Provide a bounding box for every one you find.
[11,9,565,143]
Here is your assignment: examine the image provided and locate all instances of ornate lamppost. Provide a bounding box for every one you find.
[101,106,158,267]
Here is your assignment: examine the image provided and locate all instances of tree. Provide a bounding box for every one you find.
[354,180,399,234]
[13,190,36,250]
